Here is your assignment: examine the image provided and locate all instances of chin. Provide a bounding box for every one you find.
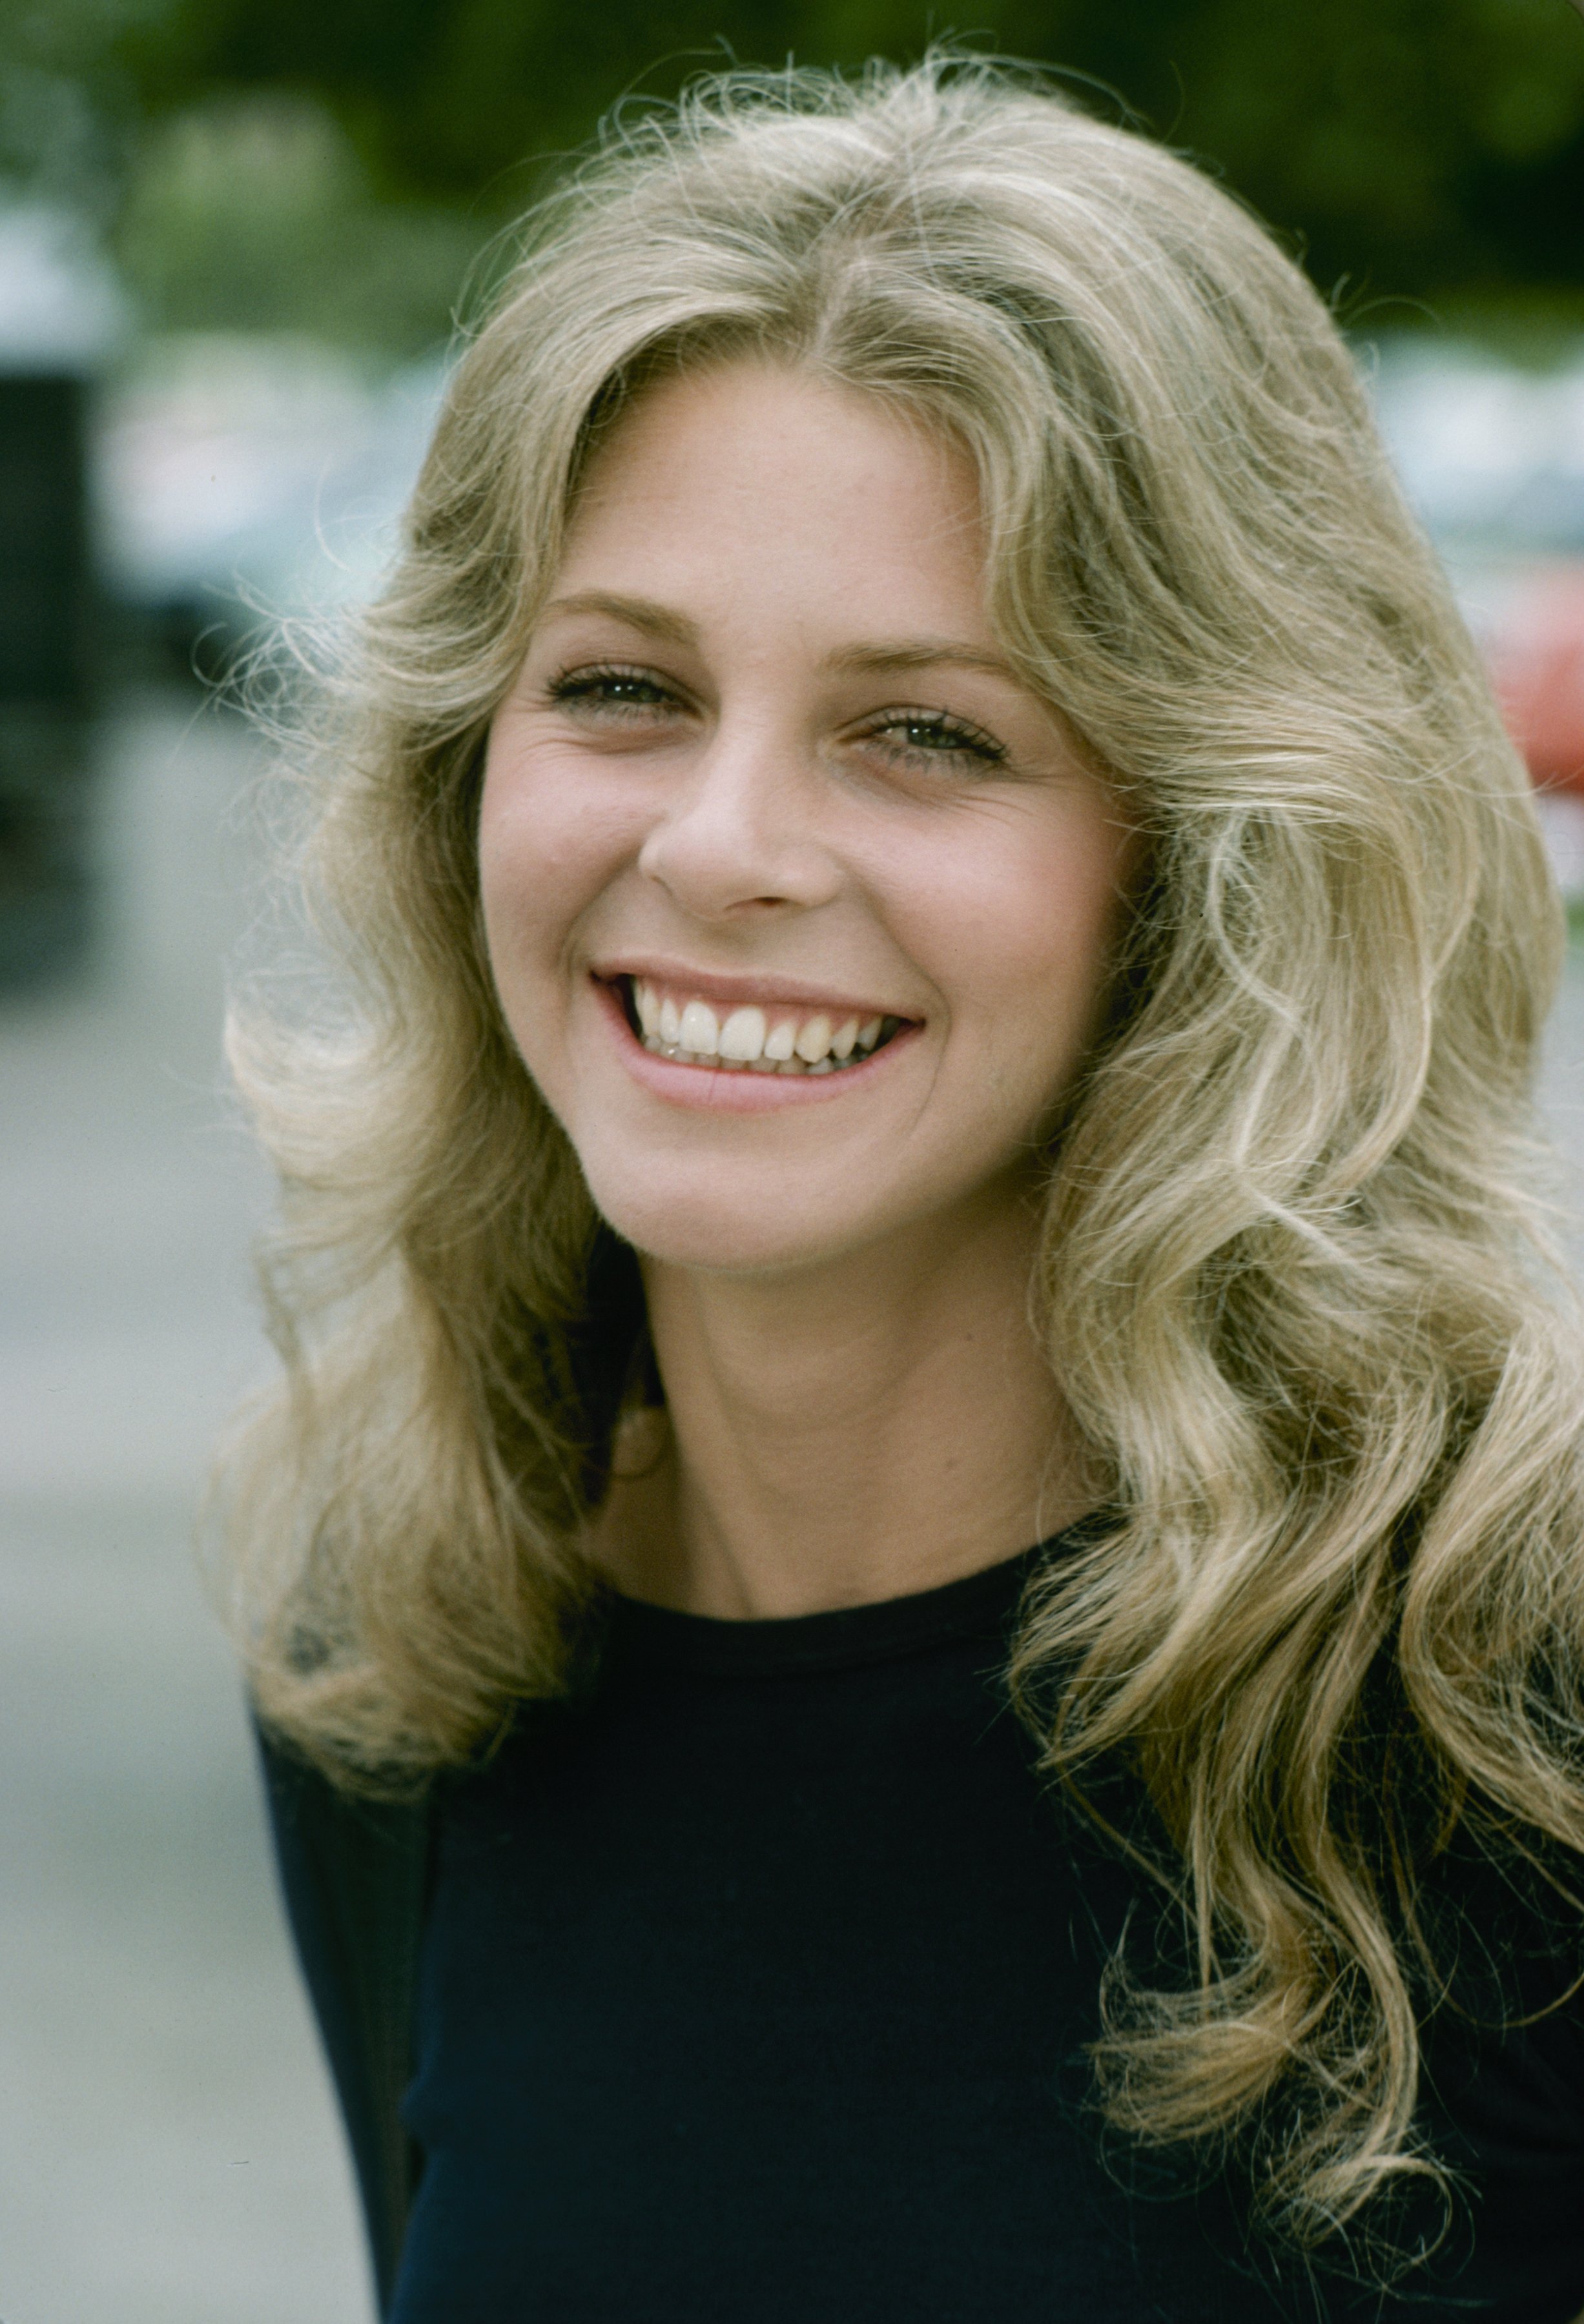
[586,1168,871,1278]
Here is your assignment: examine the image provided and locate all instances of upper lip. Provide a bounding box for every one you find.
[591,957,920,1021]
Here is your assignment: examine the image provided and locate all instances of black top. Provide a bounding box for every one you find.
[260,1540,1584,2323]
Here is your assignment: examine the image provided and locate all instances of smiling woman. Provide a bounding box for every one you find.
[222,54,1584,2324]
[477,360,1127,1616]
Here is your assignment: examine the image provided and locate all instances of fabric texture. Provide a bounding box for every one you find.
[257,1539,1584,2323]
[256,1728,433,2310]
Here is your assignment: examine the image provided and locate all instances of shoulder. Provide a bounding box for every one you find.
[256,1721,436,1952]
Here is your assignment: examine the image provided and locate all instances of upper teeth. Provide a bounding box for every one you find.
[632,980,889,1071]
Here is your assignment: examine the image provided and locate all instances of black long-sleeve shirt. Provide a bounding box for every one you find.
[262,1538,1584,2322]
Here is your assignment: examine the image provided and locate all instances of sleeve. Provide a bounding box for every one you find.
[252,1718,436,2319]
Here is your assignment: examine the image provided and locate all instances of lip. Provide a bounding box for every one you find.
[591,955,920,1024]
[591,975,918,1111]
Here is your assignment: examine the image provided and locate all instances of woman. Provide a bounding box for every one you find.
[225,56,1584,2323]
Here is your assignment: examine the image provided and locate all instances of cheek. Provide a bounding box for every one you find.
[477,746,633,981]
[887,802,1132,1056]
[1020,829,1132,1024]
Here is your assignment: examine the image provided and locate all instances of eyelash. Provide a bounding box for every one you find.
[859,710,1007,772]
[547,664,675,716]
[545,664,1009,773]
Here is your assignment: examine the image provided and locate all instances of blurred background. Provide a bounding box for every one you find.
[3,3,1584,2319]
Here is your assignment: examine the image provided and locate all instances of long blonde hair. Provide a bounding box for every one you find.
[220,54,1584,2250]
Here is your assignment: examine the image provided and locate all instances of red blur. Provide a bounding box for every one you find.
[1485,566,1584,794]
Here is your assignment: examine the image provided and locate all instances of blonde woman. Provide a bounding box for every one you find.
[228,57,1584,2323]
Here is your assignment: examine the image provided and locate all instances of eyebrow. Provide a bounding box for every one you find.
[538,591,698,647]
[537,591,1018,684]
[828,638,1016,681]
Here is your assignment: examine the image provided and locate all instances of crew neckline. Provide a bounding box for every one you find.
[601,1518,1096,1679]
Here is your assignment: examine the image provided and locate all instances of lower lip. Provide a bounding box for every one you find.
[593,979,916,1112]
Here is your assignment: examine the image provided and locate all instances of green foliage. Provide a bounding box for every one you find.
[114,95,482,346]
[101,0,1584,303]
[0,0,165,216]
[8,0,1584,347]
[1165,0,1584,298]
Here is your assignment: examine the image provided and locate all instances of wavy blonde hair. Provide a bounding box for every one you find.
[220,54,1584,2252]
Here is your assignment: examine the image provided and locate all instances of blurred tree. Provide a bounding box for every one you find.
[1172,0,1584,302]
[0,0,153,220]
[115,94,482,345]
[97,0,1584,309]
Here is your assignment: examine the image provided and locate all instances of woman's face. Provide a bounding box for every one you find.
[480,361,1134,1276]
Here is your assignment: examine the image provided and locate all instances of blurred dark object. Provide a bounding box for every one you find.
[0,372,92,988]
[0,373,90,704]
[0,209,121,993]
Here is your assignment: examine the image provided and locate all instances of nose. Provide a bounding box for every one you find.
[636,720,843,922]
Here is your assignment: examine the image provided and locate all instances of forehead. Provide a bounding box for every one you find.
[555,360,993,644]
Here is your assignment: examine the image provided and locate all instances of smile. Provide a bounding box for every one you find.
[619,976,905,1075]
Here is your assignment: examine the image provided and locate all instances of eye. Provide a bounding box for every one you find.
[546,663,683,719]
[859,708,1009,775]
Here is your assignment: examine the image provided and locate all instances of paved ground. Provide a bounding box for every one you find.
[3,690,1584,2323]
[0,693,367,2324]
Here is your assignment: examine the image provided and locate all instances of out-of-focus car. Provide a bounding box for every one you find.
[1370,336,1584,888]
[1486,567,1584,793]
[96,339,446,684]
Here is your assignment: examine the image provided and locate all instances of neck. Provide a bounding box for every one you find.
[587,1184,1095,1618]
